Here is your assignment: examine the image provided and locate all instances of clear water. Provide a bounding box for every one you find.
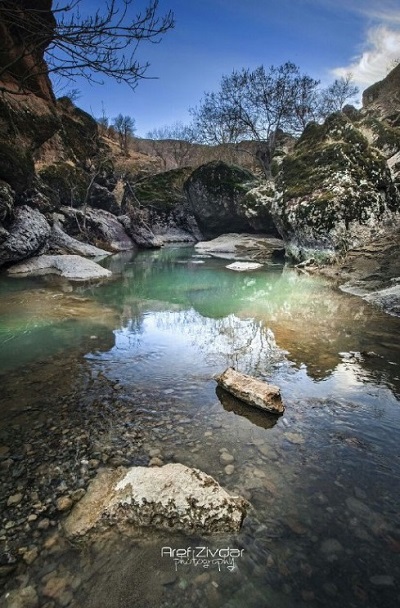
[0,246,400,608]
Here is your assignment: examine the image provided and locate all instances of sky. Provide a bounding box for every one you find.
[52,0,400,137]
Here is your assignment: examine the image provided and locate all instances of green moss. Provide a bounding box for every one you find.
[39,162,89,207]
[0,141,34,193]
[59,109,99,164]
[134,167,193,210]
[186,161,255,198]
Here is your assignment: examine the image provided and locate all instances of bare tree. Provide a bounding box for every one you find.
[319,74,359,116]
[112,114,135,156]
[146,122,195,168]
[97,102,109,137]
[112,114,136,155]
[190,62,320,176]
[0,0,174,96]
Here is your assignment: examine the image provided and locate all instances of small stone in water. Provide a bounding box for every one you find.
[225,465,235,475]
[284,432,305,445]
[220,452,234,465]
[369,575,394,586]
[7,493,23,507]
[23,547,39,565]
[56,496,73,512]
[148,448,161,457]
[149,457,164,467]
[320,539,343,554]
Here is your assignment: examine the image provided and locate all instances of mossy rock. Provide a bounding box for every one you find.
[58,102,99,164]
[39,162,89,208]
[273,112,399,259]
[0,141,35,193]
[128,167,193,212]
[184,161,273,237]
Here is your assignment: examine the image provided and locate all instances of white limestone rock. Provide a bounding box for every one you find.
[7,254,112,281]
[63,463,248,538]
[226,262,263,272]
[195,233,284,261]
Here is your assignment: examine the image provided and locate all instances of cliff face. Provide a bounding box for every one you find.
[0,0,55,102]
[362,63,400,126]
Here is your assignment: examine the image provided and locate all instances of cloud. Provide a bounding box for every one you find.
[332,26,400,86]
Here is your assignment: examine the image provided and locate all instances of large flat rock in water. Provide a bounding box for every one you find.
[64,463,248,538]
[195,233,284,260]
[215,367,284,415]
[7,255,112,281]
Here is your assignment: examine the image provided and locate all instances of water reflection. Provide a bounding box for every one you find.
[216,386,280,429]
[94,248,400,388]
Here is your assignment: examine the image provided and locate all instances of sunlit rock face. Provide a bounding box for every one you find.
[185,161,279,238]
[272,113,399,262]
[0,0,55,102]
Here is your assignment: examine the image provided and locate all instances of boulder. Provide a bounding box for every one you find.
[7,254,112,281]
[363,284,400,317]
[195,233,284,261]
[122,167,202,245]
[38,162,89,209]
[273,113,399,261]
[61,206,135,251]
[49,218,111,257]
[185,161,278,237]
[118,214,163,249]
[0,205,50,266]
[63,463,248,538]
[215,367,284,415]
[89,182,119,214]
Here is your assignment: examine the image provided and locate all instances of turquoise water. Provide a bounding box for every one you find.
[0,246,400,607]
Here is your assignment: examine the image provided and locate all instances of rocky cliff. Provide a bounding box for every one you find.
[363,63,400,126]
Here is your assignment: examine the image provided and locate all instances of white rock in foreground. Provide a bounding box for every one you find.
[226,262,263,272]
[8,254,112,281]
[215,367,285,414]
[64,463,248,538]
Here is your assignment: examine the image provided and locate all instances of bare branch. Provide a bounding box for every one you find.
[0,0,174,95]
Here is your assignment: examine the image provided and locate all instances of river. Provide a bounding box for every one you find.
[0,246,399,607]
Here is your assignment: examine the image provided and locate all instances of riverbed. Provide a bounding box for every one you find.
[1,246,399,608]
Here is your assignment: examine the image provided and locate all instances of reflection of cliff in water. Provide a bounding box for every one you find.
[88,248,400,394]
[216,386,280,430]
